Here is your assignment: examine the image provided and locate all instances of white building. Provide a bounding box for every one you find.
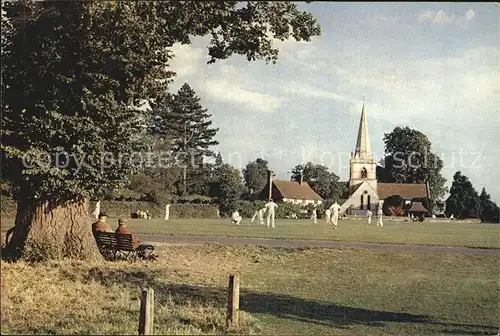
[340,104,430,215]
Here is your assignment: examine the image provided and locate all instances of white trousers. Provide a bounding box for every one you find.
[252,211,265,225]
[267,212,275,228]
[332,214,339,228]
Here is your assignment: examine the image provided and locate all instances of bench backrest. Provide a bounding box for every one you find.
[95,231,134,251]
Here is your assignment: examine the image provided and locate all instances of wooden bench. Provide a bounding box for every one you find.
[94,232,154,261]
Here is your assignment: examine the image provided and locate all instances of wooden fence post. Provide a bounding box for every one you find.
[226,273,240,328]
[138,288,155,335]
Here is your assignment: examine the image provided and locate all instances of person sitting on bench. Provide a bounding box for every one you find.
[92,213,113,235]
[115,218,155,259]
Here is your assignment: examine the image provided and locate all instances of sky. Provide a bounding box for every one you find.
[167,2,500,203]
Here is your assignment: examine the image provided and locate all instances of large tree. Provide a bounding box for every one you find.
[478,188,499,223]
[152,83,219,195]
[209,162,245,216]
[377,126,447,202]
[242,158,269,194]
[289,162,345,200]
[1,1,321,260]
[445,171,481,219]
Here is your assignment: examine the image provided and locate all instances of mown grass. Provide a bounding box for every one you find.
[4,216,498,249]
[1,244,499,335]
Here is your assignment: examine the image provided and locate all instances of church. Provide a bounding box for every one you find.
[340,105,430,215]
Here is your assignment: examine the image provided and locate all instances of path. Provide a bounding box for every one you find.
[136,234,500,255]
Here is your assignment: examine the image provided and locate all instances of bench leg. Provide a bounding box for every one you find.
[136,245,155,260]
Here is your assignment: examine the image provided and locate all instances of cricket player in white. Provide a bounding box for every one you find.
[376,207,384,227]
[265,199,278,228]
[366,209,373,224]
[312,209,318,224]
[165,203,171,220]
[329,201,341,229]
[231,210,242,225]
[251,207,266,225]
[324,209,331,224]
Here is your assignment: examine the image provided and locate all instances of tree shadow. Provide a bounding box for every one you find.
[86,268,499,335]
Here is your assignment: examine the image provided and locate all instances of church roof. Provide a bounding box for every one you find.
[271,180,323,201]
[409,201,429,213]
[377,183,429,200]
[354,104,372,159]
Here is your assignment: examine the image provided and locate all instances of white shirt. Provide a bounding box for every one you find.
[329,202,341,214]
[265,201,278,212]
[377,208,383,216]
[258,208,267,215]
[231,211,241,220]
[366,210,373,217]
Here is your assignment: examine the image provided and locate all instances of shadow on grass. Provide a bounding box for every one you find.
[87,268,499,335]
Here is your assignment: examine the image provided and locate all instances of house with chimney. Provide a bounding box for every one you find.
[340,104,430,215]
[258,171,324,206]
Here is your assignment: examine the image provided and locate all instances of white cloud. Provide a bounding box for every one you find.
[321,47,500,126]
[465,9,475,21]
[418,9,455,24]
[417,9,476,25]
[169,43,205,78]
[281,82,357,104]
[202,78,285,113]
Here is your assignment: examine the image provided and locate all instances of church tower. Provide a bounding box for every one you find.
[349,104,377,192]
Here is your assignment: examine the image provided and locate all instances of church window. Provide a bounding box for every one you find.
[361,167,368,178]
[367,195,371,210]
[360,194,364,210]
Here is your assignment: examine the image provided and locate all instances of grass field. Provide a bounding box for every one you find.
[1,216,499,249]
[1,244,498,335]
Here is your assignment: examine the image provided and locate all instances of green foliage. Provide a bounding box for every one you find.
[377,126,447,201]
[151,83,219,195]
[1,0,321,204]
[446,172,499,222]
[88,199,219,219]
[242,158,269,194]
[290,162,344,199]
[209,164,245,215]
[275,202,304,219]
[446,171,481,219]
[215,152,223,166]
[170,204,219,219]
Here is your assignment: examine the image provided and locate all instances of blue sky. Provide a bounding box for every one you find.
[168,2,500,203]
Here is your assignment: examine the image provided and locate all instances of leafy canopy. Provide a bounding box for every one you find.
[1,1,321,203]
[290,162,345,200]
[377,126,447,201]
[242,158,270,194]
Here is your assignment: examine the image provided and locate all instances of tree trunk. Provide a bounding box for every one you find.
[4,197,102,262]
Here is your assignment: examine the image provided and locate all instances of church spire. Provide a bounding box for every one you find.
[354,103,372,159]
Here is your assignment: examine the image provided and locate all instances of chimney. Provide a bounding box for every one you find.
[267,170,273,201]
[299,174,304,186]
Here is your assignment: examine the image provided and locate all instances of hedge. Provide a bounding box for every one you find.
[0,196,219,219]
[1,196,312,219]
